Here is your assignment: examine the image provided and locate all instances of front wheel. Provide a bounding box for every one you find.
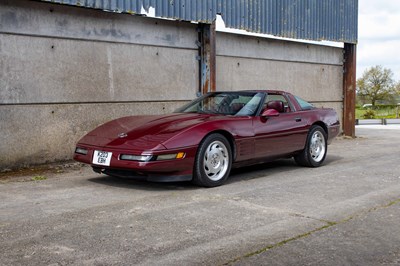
[192,133,232,187]
[294,125,327,167]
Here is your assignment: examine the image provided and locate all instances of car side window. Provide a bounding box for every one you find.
[263,94,292,113]
[294,96,315,110]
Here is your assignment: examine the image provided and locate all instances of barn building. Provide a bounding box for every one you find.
[0,0,358,169]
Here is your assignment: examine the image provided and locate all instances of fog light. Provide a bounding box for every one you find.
[75,147,88,155]
[120,154,153,162]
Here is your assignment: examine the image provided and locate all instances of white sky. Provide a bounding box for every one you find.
[358,0,400,81]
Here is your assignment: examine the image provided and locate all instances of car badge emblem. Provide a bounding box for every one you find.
[118,133,128,138]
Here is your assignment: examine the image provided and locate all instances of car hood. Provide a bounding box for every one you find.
[78,113,217,151]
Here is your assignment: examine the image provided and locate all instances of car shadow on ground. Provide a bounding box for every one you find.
[324,154,343,165]
[227,159,299,184]
[87,155,343,190]
[88,174,199,191]
[227,155,343,184]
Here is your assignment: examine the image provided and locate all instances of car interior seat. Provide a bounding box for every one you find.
[230,103,245,113]
[266,100,285,113]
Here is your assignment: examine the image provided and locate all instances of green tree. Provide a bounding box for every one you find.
[357,65,396,106]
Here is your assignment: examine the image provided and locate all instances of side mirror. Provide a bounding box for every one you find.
[261,108,280,118]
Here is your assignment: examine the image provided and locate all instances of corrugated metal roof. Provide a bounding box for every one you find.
[38,0,358,44]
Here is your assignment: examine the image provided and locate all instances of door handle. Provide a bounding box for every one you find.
[295,118,302,122]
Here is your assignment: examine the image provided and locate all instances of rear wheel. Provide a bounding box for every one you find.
[192,133,232,187]
[294,125,327,167]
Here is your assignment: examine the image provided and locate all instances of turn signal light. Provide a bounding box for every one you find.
[156,152,186,161]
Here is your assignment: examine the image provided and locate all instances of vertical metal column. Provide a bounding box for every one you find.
[343,43,357,137]
[199,22,216,95]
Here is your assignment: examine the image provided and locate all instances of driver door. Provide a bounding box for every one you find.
[253,95,308,159]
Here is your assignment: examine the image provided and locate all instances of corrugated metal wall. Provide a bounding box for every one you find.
[38,0,358,43]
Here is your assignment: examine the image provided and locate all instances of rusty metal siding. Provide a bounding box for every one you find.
[37,0,358,43]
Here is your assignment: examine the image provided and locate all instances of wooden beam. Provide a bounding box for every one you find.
[199,22,216,95]
[343,43,357,137]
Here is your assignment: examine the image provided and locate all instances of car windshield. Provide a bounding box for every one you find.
[175,92,264,116]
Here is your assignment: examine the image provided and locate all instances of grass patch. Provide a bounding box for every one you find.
[224,222,338,265]
[31,175,47,181]
[356,107,399,119]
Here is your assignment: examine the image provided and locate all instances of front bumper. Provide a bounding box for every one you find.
[73,144,197,181]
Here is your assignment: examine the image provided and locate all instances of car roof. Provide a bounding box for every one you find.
[212,90,288,94]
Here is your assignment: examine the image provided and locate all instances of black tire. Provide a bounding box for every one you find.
[192,133,232,187]
[294,125,327,167]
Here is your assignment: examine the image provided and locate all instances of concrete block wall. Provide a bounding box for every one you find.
[216,32,344,126]
[0,0,198,169]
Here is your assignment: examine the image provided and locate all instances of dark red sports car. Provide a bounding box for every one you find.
[74,90,340,187]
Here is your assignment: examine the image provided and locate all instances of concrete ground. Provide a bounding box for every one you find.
[1,126,399,265]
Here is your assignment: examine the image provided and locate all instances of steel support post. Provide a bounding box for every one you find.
[343,43,357,137]
[198,22,216,95]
